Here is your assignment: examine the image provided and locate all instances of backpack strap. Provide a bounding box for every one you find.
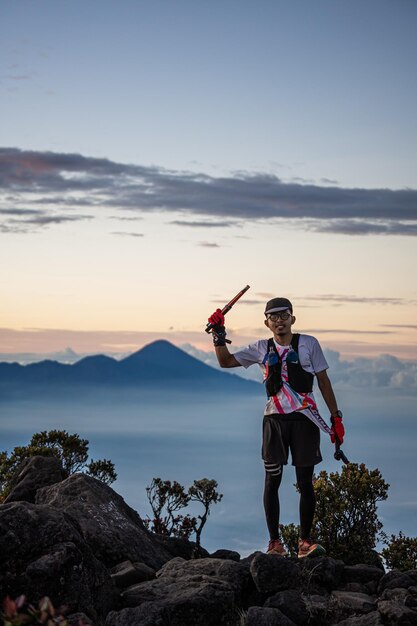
[290,333,300,352]
[263,337,278,365]
[267,337,276,351]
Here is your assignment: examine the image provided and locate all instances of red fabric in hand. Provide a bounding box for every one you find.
[208,309,225,326]
[331,416,345,444]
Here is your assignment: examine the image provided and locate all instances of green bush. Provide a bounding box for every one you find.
[281,463,389,565]
[0,430,116,501]
[381,531,417,571]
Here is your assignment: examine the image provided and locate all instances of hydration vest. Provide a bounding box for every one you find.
[264,333,314,397]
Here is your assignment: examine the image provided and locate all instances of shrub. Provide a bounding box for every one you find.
[280,463,389,565]
[0,430,116,502]
[144,477,223,546]
[313,463,389,564]
[381,531,417,571]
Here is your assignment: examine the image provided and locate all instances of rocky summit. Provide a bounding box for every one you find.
[1,456,417,626]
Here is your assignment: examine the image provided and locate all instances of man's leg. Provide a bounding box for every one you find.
[263,463,283,540]
[295,465,315,540]
[295,465,325,558]
[262,415,288,555]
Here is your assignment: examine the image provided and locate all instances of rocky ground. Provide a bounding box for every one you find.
[1,456,417,625]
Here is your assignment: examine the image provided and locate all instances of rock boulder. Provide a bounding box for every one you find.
[36,473,172,569]
[5,455,66,503]
[250,552,299,594]
[0,501,116,624]
[108,557,251,626]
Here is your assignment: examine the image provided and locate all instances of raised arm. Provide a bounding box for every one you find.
[214,345,241,368]
[208,308,242,368]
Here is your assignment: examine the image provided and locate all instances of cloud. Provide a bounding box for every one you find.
[199,242,220,248]
[323,350,417,390]
[110,216,144,221]
[111,231,144,237]
[213,293,415,308]
[300,328,394,334]
[170,219,237,228]
[0,327,212,354]
[1,147,416,236]
[0,347,81,364]
[20,214,92,226]
[304,218,417,236]
[0,208,39,216]
[380,324,417,330]
[320,178,339,185]
[235,299,266,306]
[181,344,417,391]
[0,209,93,233]
[255,292,275,299]
[302,295,414,306]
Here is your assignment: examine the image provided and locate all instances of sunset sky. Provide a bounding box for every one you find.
[1,0,416,363]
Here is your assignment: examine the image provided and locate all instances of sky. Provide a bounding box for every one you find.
[1,0,417,365]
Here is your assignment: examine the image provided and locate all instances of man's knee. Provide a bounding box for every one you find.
[264,462,282,479]
[296,466,314,493]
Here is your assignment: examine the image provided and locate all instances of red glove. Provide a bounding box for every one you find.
[330,416,345,445]
[208,309,225,328]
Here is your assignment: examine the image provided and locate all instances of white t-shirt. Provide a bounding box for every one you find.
[233,334,329,416]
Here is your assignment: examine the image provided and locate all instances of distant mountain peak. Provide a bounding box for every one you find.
[121,340,188,362]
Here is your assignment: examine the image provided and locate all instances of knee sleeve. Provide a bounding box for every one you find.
[264,462,283,478]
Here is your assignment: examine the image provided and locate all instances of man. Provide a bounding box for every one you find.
[208,297,345,558]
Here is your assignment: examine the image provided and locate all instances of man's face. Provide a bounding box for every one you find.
[264,309,295,337]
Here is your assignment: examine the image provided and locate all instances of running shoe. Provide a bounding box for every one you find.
[266,539,288,556]
[298,538,326,558]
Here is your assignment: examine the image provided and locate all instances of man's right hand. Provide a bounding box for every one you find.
[208,308,225,329]
[208,309,227,346]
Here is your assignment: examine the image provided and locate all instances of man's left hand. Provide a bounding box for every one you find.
[330,416,345,444]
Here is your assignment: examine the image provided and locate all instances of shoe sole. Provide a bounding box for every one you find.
[298,545,326,559]
[266,549,288,557]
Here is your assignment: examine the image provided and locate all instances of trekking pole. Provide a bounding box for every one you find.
[205,285,250,340]
[331,416,350,465]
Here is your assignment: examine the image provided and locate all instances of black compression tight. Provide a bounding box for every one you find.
[263,465,316,541]
[296,465,316,540]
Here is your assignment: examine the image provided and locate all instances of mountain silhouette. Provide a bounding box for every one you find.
[0,340,260,397]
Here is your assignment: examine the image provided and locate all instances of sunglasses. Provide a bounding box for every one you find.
[266,311,291,322]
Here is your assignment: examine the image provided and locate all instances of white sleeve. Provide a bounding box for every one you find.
[233,340,267,369]
[298,335,329,374]
[309,337,329,374]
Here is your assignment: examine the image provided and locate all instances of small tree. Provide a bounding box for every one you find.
[0,430,117,501]
[30,430,89,474]
[144,477,223,546]
[189,478,223,547]
[381,531,417,571]
[280,463,389,565]
[145,478,196,537]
